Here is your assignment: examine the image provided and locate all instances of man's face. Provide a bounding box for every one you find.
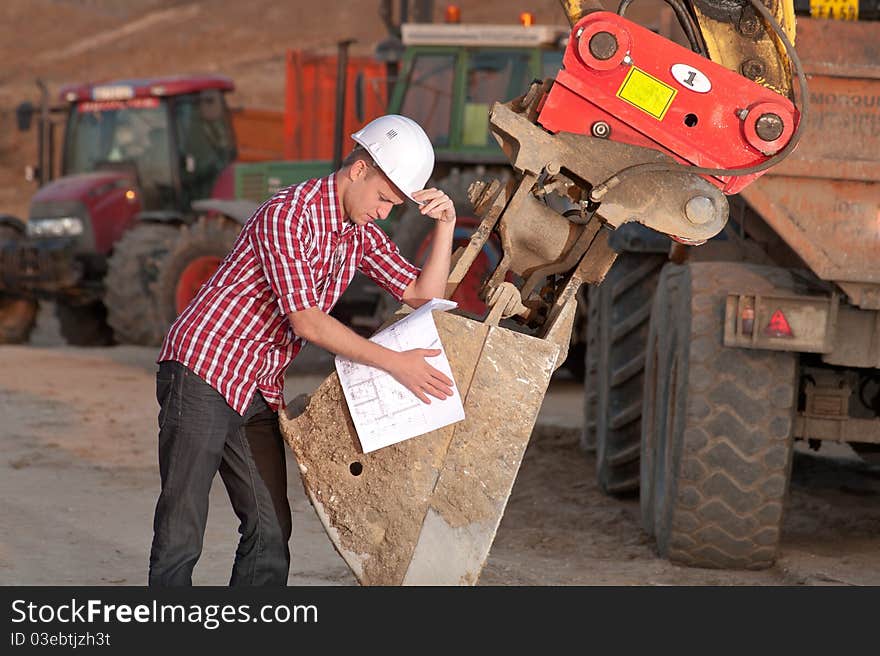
[343,160,406,226]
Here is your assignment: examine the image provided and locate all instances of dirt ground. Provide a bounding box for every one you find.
[1,303,879,586]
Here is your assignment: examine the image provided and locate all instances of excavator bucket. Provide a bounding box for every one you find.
[280,309,560,585]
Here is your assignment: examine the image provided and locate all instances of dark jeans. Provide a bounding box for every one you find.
[149,361,292,586]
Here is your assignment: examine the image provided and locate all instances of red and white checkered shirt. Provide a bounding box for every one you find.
[158,173,421,415]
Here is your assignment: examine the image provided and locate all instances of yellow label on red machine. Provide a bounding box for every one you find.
[810,0,858,20]
[616,67,677,120]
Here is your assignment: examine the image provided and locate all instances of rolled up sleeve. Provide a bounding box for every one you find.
[248,201,319,314]
[358,223,421,302]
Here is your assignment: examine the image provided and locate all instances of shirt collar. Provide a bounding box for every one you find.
[325,173,357,237]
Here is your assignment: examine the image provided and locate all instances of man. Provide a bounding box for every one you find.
[149,115,456,586]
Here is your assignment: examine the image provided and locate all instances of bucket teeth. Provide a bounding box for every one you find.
[468,177,504,216]
[467,179,486,208]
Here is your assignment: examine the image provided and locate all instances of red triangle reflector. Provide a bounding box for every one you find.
[764,309,794,338]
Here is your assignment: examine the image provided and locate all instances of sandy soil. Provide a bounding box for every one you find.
[1,303,878,586]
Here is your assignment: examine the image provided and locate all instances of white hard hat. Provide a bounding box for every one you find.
[351,114,434,204]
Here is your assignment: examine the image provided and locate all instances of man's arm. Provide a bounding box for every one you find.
[401,188,457,307]
[288,307,453,404]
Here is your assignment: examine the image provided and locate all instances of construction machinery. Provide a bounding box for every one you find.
[278,0,817,583]
[584,8,880,570]
[373,8,568,319]
[0,75,247,345]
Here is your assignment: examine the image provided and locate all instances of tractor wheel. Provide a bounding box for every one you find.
[152,217,241,330]
[640,262,799,569]
[105,223,181,346]
[378,169,503,321]
[55,300,115,346]
[0,223,38,344]
[0,295,38,344]
[588,252,666,494]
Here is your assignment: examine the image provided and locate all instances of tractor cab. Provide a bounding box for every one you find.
[59,76,237,217]
[393,21,566,163]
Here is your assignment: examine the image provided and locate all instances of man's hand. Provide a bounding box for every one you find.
[412,188,456,224]
[386,348,454,404]
[400,188,457,307]
[288,309,454,404]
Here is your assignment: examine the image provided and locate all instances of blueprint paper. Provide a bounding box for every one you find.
[334,298,465,453]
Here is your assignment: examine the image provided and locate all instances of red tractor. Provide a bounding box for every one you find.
[1,75,250,345]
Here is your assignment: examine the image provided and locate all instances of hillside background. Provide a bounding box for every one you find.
[0,0,667,218]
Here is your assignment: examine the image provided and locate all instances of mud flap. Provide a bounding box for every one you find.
[279,310,560,585]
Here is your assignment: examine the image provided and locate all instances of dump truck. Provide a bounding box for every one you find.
[274,0,815,583]
[582,10,880,570]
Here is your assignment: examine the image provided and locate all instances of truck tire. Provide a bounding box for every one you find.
[105,222,181,346]
[55,301,115,346]
[589,253,666,494]
[580,285,599,452]
[640,262,798,569]
[152,217,241,331]
[0,224,38,344]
